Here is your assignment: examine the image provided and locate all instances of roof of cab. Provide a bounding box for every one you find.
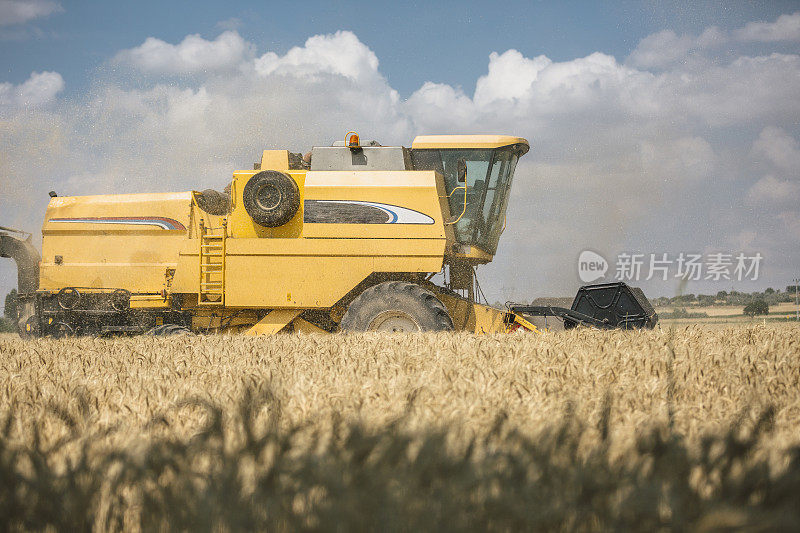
[411,135,529,151]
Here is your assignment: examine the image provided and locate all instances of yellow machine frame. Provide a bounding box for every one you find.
[30,135,536,335]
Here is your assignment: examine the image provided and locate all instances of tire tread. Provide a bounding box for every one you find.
[341,281,453,332]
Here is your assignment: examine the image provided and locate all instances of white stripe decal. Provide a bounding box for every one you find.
[49,218,182,230]
[316,200,434,224]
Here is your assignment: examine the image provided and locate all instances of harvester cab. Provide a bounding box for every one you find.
[410,135,529,263]
[407,135,529,301]
[1,132,657,337]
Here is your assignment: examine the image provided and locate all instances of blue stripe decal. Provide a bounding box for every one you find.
[309,200,433,224]
[49,217,186,230]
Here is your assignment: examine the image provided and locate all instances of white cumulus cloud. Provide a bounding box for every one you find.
[639,136,717,184]
[777,211,800,239]
[626,27,727,70]
[627,30,696,69]
[0,70,63,109]
[627,12,800,70]
[745,128,800,207]
[254,30,380,83]
[114,31,253,75]
[0,0,61,26]
[747,175,800,204]
[473,50,551,106]
[735,11,800,42]
[752,126,800,170]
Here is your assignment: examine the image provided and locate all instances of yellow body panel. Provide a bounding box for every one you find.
[170,166,449,308]
[172,237,445,307]
[40,192,191,292]
[412,135,529,150]
[302,171,447,239]
[436,292,510,334]
[508,313,540,333]
[129,295,170,309]
[449,244,494,264]
[260,150,290,171]
[245,309,303,335]
[191,308,261,332]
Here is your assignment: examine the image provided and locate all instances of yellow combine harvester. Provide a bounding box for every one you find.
[1,133,657,337]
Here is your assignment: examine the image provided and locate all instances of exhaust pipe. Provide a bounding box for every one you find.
[0,228,41,335]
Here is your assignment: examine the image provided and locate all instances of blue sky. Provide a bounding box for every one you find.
[4,1,799,94]
[2,1,800,302]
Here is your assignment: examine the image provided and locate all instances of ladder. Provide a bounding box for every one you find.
[199,219,227,306]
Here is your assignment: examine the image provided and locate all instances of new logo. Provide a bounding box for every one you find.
[578,250,608,283]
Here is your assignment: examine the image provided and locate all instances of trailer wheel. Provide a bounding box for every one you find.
[51,321,75,338]
[340,281,454,332]
[57,287,81,310]
[242,171,300,227]
[19,316,40,339]
[110,289,130,312]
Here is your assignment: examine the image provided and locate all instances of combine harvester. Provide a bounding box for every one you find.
[1,133,657,337]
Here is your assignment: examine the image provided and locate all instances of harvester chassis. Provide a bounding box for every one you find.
[19,288,191,337]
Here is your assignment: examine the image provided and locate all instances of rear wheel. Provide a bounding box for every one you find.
[51,321,75,338]
[340,281,454,332]
[19,316,40,339]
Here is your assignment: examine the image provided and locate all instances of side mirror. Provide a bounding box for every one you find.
[457,159,467,183]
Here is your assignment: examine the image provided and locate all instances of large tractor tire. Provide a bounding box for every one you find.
[340,281,454,332]
[243,171,300,227]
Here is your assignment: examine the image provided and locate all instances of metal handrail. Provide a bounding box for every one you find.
[443,183,468,225]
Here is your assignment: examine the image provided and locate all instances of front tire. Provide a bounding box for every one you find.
[340,281,454,332]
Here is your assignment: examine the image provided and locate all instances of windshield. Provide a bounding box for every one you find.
[411,146,520,255]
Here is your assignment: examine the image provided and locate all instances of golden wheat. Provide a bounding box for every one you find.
[1,325,798,449]
[2,324,800,530]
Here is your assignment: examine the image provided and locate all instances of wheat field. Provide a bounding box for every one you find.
[1,325,799,530]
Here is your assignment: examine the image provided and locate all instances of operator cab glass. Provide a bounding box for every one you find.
[411,143,527,255]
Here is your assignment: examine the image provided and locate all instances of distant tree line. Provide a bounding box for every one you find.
[0,289,17,332]
[743,300,770,317]
[657,308,710,319]
[651,287,798,308]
